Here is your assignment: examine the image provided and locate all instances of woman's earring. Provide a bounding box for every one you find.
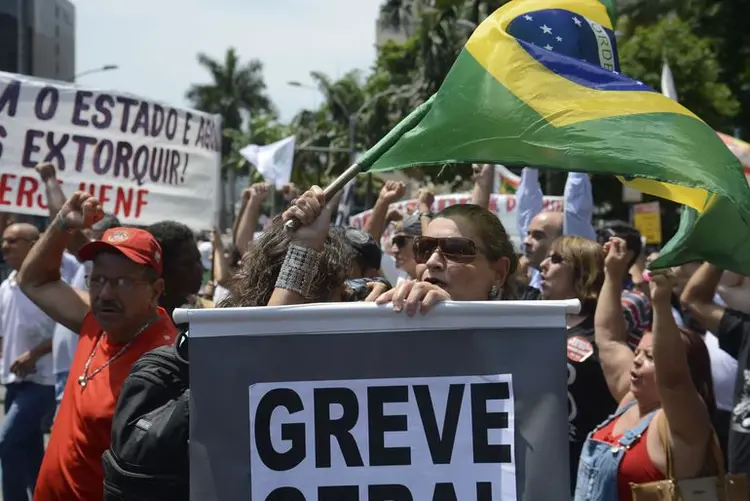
[489,285,499,299]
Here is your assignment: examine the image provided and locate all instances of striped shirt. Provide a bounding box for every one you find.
[522,284,652,350]
[622,287,652,349]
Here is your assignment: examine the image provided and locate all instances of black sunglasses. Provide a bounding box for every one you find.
[391,235,414,248]
[413,236,479,264]
[548,252,565,264]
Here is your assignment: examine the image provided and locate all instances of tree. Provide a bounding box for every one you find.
[186,47,275,158]
[618,16,739,130]
[186,48,276,228]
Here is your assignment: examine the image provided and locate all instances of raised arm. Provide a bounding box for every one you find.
[470,164,493,209]
[562,173,597,240]
[234,183,270,254]
[16,192,96,333]
[268,187,334,306]
[364,181,405,242]
[680,262,725,334]
[516,167,543,240]
[651,273,712,478]
[595,237,636,402]
[34,162,92,256]
[416,188,435,231]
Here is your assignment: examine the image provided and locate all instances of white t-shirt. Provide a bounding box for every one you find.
[704,330,738,412]
[0,271,56,386]
[672,297,737,412]
[52,258,88,375]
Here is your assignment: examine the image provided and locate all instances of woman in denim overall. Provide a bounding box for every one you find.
[573,240,716,500]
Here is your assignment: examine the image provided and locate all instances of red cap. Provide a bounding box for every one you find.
[78,227,163,275]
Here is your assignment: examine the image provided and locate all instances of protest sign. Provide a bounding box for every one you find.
[0,72,222,228]
[174,299,577,501]
[249,374,516,501]
[348,193,563,249]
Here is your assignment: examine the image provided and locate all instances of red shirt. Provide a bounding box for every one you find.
[592,415,665,501]
[34,309,177,501]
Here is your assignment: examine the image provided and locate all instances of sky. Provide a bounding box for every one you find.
[72,0,384,123]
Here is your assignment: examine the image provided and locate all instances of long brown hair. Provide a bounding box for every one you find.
[435,204,520,299]
[218,217,354,307]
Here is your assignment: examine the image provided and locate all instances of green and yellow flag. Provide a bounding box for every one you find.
[357,0,750,274]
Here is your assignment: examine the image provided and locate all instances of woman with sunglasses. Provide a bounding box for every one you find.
[374,204,518,314]
[536,236,614,492]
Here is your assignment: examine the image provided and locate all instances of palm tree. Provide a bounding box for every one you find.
[186,47,275,229]
[186,47,275,153]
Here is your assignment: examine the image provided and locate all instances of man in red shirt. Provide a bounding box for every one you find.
[17,192,177,501]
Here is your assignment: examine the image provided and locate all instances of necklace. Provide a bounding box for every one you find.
[77,317,157,388]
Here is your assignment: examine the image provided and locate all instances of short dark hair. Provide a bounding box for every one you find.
[334,227,382,273]
[597,220,642,268]
[146,221,195,272]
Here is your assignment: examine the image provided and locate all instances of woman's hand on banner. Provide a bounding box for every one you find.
[364,281,391,302]
[281,186,333,251]
[375,279,451,316]
[58,191,104,230]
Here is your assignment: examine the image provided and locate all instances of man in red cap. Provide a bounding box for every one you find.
[16,191,177,501]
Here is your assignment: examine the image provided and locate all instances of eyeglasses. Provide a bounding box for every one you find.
[86,275,154,292]
[391,235,414,248]
[413,236,480,264]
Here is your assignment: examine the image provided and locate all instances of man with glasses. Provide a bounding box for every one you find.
[0,222,58,501]
[16,192,177,501]
[388,212,422,282]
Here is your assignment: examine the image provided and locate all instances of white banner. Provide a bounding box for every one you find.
[348,193,564,250]
[249,374,516,501]
[0,72,222,229]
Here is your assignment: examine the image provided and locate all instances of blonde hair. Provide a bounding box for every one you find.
[550,236,604,314]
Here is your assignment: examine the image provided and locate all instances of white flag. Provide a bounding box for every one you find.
[661,61,678,102]
[239,135,296,189]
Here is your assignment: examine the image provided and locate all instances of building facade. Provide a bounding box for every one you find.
[0,0,75,81]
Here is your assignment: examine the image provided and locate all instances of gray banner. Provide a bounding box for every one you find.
[189,325,568,501]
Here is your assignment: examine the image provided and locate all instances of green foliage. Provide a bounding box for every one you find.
[186,48,274,160]
[618,16,739,128]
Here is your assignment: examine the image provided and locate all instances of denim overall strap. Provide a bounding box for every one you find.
[617,409,659,449]
[573,401,646,501]
[592,399,638,433]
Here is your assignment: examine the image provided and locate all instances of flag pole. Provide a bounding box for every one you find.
[283,163,361,231]
[284,95,435,232]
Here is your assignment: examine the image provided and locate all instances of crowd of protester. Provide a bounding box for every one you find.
[0,161,749,501]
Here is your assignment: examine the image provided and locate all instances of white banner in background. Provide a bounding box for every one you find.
[349,193,564,249]
[0,72,222,229]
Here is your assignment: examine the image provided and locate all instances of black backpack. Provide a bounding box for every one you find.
[102,328,190,501]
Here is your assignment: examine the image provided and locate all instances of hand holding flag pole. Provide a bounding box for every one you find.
[283,97,435,232]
